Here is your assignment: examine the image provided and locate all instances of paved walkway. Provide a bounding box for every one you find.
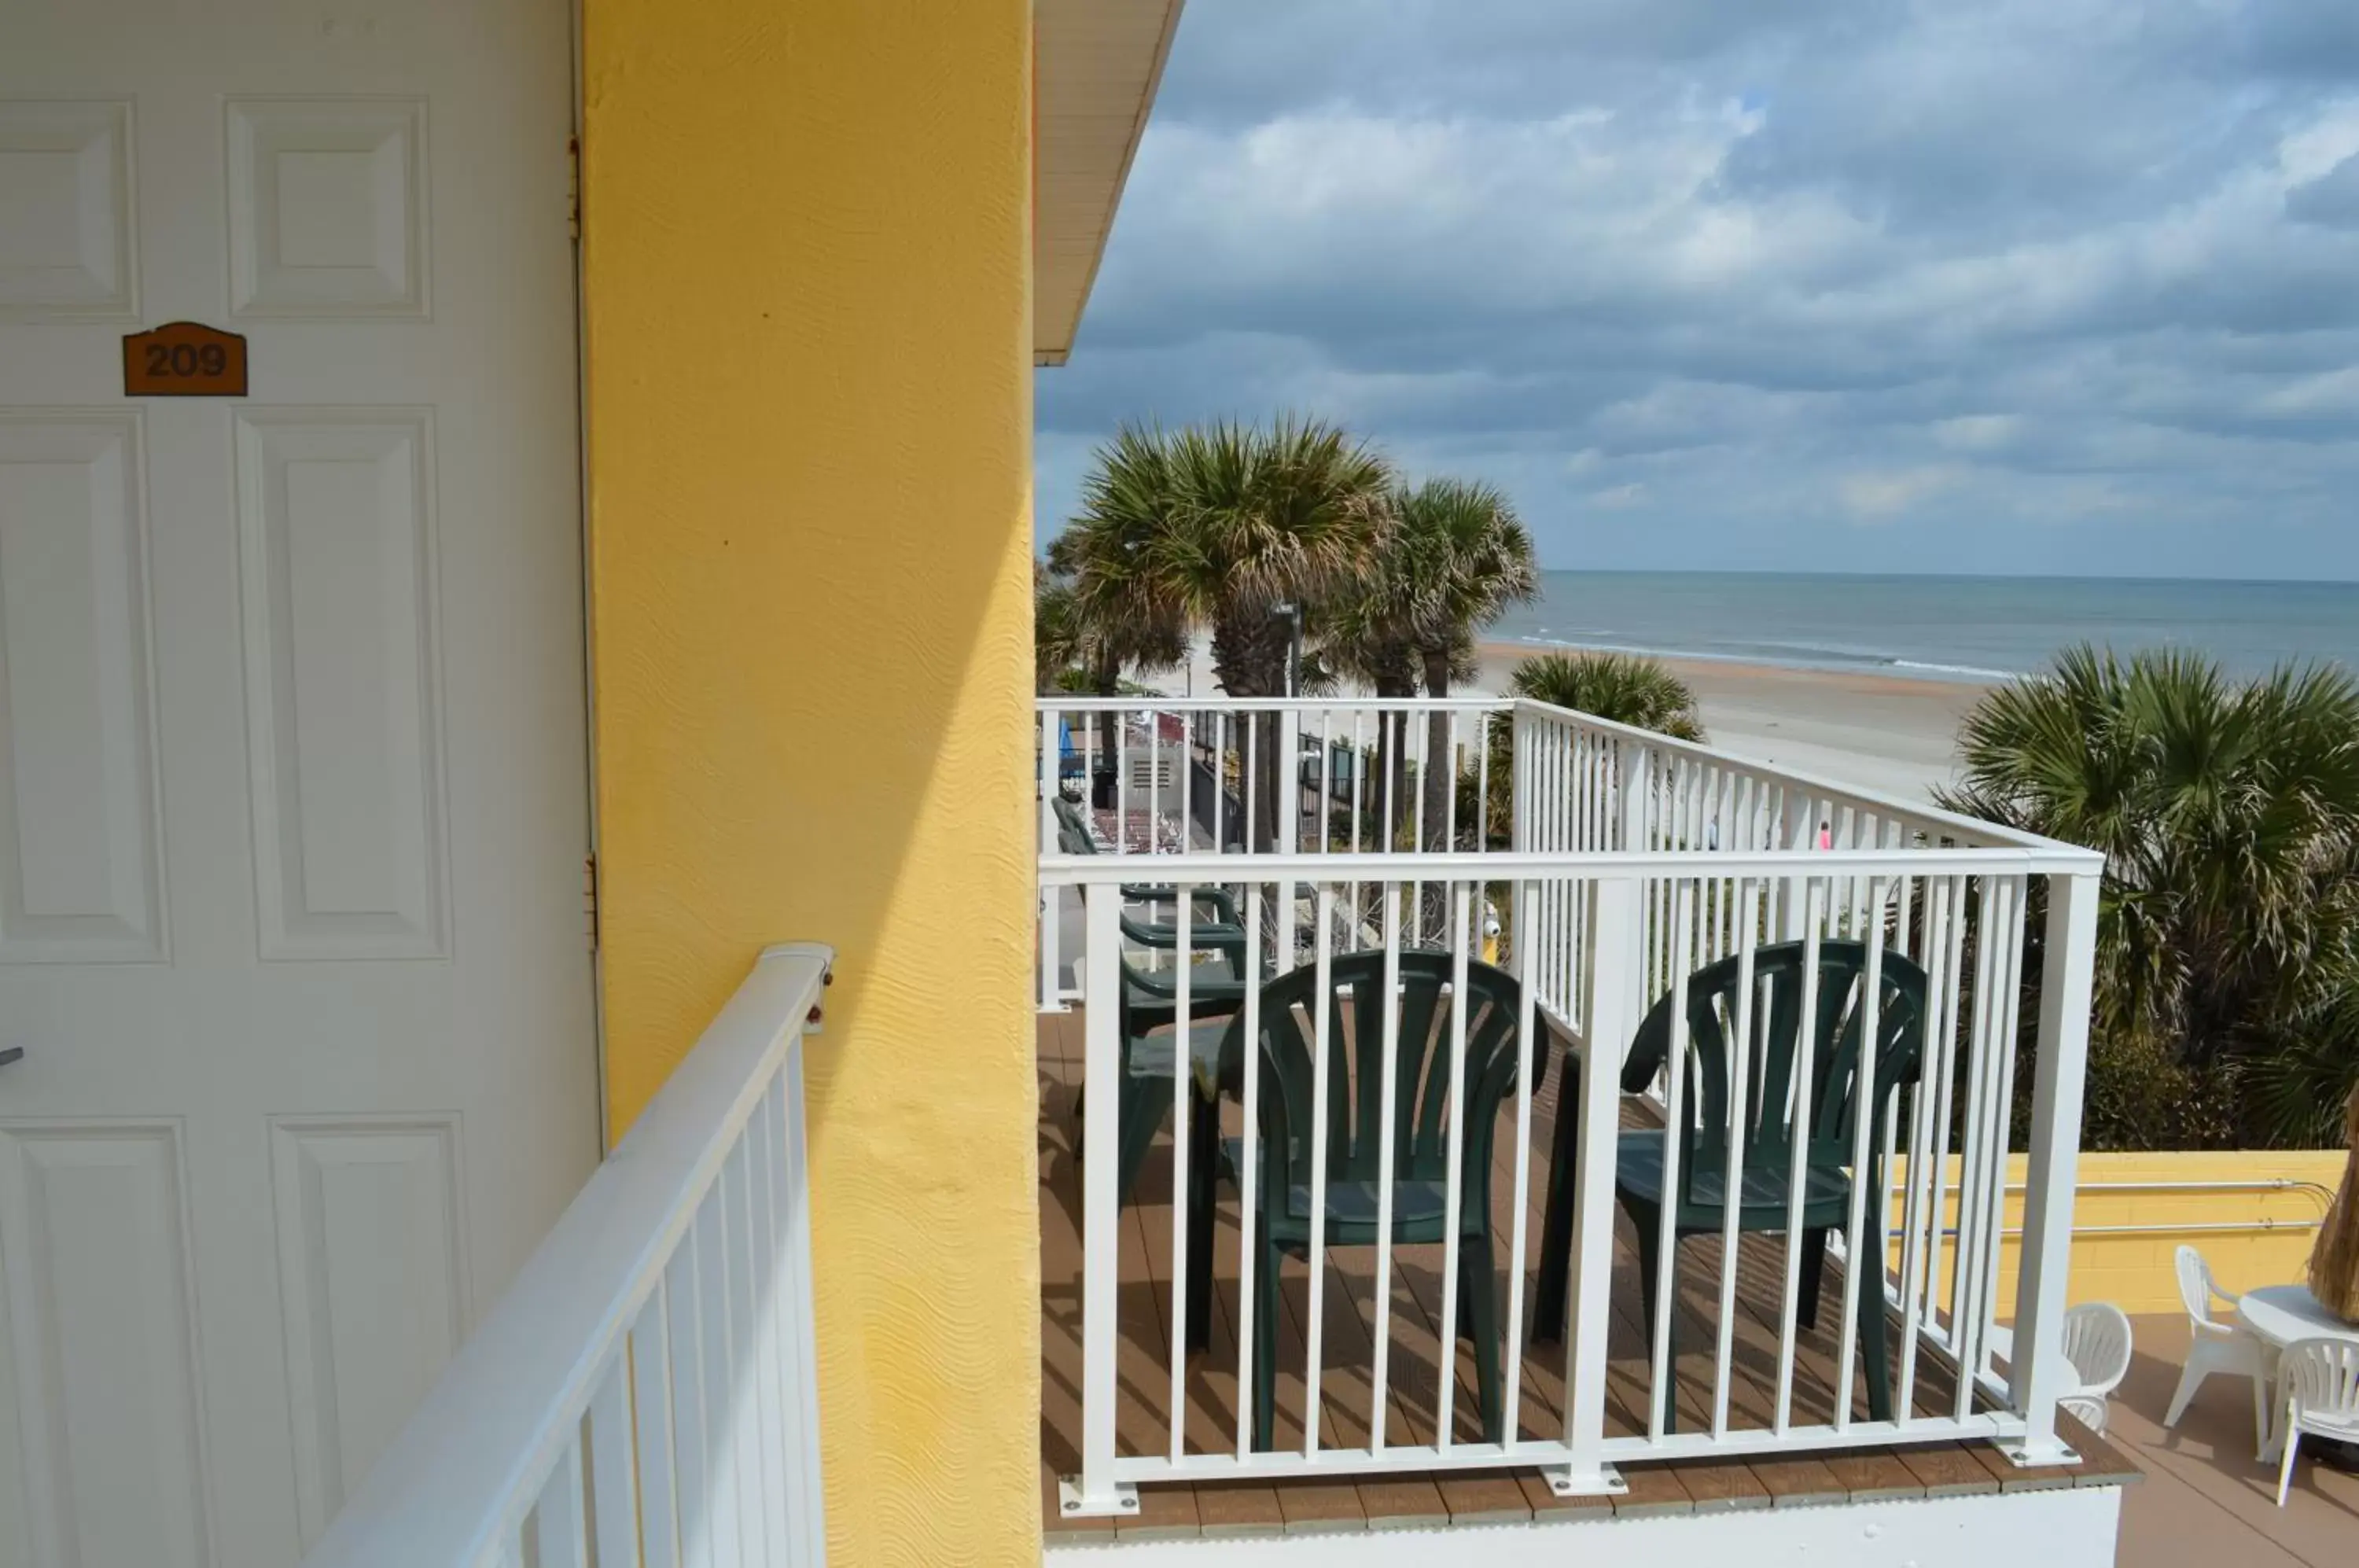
[2114,1312,2359,1566]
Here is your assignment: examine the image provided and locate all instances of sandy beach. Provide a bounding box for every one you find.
[1141,635,1989,804]
[1476,642,1988,804]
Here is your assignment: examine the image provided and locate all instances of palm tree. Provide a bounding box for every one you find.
[1322,478,1534,849]
[1397,480,1536,848]
[1150,418,1393,698]
[1043,429,1191,779]
[1033,565,1085,694]
[1510,650,1707,740]
[1319,542,1422,847]
[1453,650,1709,855]
[1140,417,1393,845]
[1937,646,2359,1147]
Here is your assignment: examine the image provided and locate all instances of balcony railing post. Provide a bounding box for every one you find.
[2002,867,2100,1465]
[1061,882,1138,1517]
[1614,738,1648,852]
[1279,707,1301,856]
[1039,708,1063,1013]
[1550,874,1639,1497]
[1510,706,1531,854]
[1777,790,1813,941]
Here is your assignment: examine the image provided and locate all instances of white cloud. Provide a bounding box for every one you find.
[1934,415,2021,452]
[1039,0,2359,578]
[1838,468,1960,522]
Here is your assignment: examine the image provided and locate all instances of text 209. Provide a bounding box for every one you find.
[146,341,229,378]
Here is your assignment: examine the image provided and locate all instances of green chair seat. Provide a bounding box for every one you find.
[1220,1147,1485,1238]
[1127,1018,1231,1083]
[1613,1128,1856,1214]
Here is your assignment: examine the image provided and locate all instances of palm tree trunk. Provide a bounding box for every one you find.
[1367,673,1412,851]
[1210,613,1293,853]
[1420,647,1455,852]
[1419,647,1456,939]
[1092,656,1121,809]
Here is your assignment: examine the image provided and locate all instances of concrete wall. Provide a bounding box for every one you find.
[1893,1150,2344,1316]
[578,2,1040,1562]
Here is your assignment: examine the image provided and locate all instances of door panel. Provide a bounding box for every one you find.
[267,1114,468,1545]
[0,1,596,1562]
[0,1122,212,1568]
[234,407,448,961]
[0,411,168,963]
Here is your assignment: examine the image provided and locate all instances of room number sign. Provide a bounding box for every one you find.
[123,322,248,396]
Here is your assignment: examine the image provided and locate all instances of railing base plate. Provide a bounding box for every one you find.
[1995,1437,2080,1467]
[1540,1462,1628,1498]
[1058,1476,1140,1518]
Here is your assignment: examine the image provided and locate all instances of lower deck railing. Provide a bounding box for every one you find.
[1040,845,2100,1513]
[300,945,833,1568]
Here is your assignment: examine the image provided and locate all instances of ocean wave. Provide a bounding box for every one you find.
[1887,657,2023,682]
[1496,634,2015,683]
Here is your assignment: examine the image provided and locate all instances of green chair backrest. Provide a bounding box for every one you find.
[1621,940,1928,1212]
[1226,950,1543,1202]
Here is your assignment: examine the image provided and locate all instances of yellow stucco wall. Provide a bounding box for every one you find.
[1890,1150,2344,1317]
[578,3,1039,1562]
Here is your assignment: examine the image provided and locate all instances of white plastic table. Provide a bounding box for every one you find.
[2237,1285,2359,1459]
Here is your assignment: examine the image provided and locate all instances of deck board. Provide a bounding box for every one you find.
[1036,1010,2130,1539]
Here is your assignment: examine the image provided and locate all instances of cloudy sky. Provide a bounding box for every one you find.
[1035,1,2359,580]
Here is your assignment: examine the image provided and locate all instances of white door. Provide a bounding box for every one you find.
[0,1,597,1563]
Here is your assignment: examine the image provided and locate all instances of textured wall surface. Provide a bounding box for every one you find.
[1890,1150,2346,1316]
[578,2,1040,1561]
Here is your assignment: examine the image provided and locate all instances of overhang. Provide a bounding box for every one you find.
[1035,0,1184,366]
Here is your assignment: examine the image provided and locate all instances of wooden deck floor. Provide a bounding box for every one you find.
[1035,1007,2139,1543]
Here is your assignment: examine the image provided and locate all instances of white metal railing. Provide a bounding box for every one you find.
[1036,695,2103,1511]
[301,944,833,1568]
[1037,697,1514,1011]
[1034,695,2056,1016]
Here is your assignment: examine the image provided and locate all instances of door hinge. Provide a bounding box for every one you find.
[567,135,581,240]
[583,853,599,951]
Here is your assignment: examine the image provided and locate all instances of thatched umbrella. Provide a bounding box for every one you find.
[2312,1084,2359,1323]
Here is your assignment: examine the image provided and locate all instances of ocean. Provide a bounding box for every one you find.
[1488,572,2359,684]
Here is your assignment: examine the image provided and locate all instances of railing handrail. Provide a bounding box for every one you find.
[1039,695,1510,712]
[1040,845,2103,882]
[1509,697,2071,856]
[1032,690,2089,858]
[300,943,834,1568]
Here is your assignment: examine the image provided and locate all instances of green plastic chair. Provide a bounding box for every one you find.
[1535,939,1927,1430]
[1110,953,1250,1218]
[1215,949,1548,1450]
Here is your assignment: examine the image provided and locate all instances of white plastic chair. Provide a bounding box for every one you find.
[2165,1245,2270,1452]
[2058,1302,2134,1435]
[2273,1338,2359,1506]
[1985,1305,2133,1435]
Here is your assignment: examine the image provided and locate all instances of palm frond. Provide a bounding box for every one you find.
[1945,645,2359,1143]
[1509,650,1706,742]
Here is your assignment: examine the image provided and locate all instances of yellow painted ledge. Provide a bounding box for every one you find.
[1890,1150,2344,1316]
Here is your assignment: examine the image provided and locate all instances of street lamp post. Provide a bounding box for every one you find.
[1275,601,1303,699]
